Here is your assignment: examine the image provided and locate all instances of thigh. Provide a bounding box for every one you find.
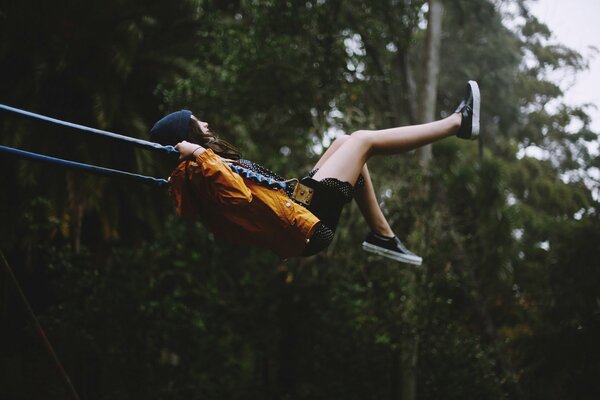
[311,134,349,170]
[311,134,369,184]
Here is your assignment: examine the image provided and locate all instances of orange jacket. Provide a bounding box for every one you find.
[168,149,320,258]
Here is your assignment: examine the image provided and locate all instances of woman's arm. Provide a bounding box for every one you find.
[175,140,205,160]
[176,142,252,206]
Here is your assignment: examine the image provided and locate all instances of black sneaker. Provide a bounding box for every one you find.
[362,232,423,265]
[455,80,480,140]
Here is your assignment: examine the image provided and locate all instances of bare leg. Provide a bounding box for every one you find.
[312,113,461,185]
[308,83,477,264]
[353,164,395,237]
[312,135,395,237]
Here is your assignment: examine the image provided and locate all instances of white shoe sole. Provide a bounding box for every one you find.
[362,242,423,265]
[467,80,480,140]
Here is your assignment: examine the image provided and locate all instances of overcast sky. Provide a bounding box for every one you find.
[529,0,600,132]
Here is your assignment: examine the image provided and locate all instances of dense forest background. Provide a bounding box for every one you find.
[1,0,599,399]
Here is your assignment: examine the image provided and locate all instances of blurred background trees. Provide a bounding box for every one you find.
[1,0,598,399]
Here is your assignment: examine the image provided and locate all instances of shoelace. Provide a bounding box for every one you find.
[461,104,473,117]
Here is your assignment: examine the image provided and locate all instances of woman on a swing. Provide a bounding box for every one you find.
[150,81,480,265]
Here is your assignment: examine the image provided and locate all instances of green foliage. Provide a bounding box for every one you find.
[1,0,599,399]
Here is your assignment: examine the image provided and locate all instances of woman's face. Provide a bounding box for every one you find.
[191,115,210,135]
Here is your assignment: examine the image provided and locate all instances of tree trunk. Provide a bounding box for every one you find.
[400,336,418,400]
[390,345,418,400]
[396,3,445,400]
[419,0,444,168]
[395,269,420,400]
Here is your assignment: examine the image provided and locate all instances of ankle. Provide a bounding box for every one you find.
[446,112,462,135]
[372,229,395,239]
[451,112,462,128]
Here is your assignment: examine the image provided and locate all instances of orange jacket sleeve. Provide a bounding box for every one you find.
[169,149,252,220]
[193,149,252,205]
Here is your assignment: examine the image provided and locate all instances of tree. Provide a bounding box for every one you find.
[1,0,599,399]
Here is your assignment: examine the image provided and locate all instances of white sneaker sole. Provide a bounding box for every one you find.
[467,80,480,140]
[362,242,423,265]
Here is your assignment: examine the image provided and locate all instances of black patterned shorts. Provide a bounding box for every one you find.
[299,170,364,257]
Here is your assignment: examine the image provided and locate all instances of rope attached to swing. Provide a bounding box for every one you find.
[0,104,174,186]
[0,104,293,190]
[0,145,169,186]
[0,104,177,155]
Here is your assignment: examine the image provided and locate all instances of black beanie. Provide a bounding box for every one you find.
[149,109,192,146]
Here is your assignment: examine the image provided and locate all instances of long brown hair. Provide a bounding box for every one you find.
[187,120,241,160]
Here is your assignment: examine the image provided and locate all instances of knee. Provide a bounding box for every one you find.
[332,134,350,146]
[324,134,350,153]
[350,130,370,139]
[349,130,373,147]
[340,130,373,159]
[334,131,369,145]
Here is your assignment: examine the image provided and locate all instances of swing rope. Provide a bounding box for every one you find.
[0,104,177,155]
[0,104,292,190]
[0,104,174,186]
[0,145,169,186]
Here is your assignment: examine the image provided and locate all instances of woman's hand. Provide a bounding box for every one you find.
[175,141,205,160]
